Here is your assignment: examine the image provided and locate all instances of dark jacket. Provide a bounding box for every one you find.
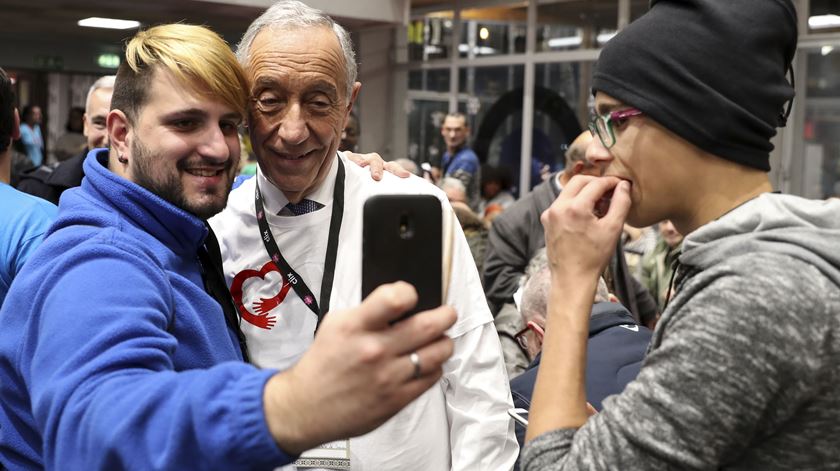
[484,174,556,309]
[510,302,652,469]
[15,148,87,205]
[484,173,658,323]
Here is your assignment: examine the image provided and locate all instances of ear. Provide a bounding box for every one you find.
[82,112,90,138]
[343,82,362,127]
[528,320,545,341]
[349,81,361,108]
[572,160,585,175]
[11,108,20,140]
[107,109,131,173]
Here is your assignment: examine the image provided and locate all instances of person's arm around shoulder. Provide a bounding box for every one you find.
[344,151,411,181]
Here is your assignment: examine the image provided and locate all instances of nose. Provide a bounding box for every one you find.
[585,137,614,176]
[278,103,309,146]
[199,125,232,163]
[101,132,110,148]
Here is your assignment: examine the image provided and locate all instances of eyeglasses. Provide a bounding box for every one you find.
[514,321,544,352]
[588,108,644,149]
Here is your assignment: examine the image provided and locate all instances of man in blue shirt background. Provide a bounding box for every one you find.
[0,67,57,306]
[18,105,44,167]
[440,112,481,212]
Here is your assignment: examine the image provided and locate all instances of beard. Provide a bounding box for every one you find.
[130,138,234,220]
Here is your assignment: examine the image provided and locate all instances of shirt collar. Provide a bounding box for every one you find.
[255,152,339,215]
[551,171,564,197]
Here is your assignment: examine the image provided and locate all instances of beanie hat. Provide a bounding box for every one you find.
[591,0,797,171]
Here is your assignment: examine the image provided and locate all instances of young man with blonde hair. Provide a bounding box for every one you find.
[0,24,455,470]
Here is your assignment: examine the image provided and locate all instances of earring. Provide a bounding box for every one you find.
[118,153,128,164]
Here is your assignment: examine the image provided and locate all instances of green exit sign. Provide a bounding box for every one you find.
[97,54,120,69]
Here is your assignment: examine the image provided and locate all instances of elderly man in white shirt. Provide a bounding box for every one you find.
[210,2,518,470]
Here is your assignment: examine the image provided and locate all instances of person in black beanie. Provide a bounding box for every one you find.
[522,0,840,469]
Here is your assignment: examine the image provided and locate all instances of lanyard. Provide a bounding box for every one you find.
[254,158,345,330]
[198,226,250,362]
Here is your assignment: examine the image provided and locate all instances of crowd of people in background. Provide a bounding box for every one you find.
[1,0,839,469]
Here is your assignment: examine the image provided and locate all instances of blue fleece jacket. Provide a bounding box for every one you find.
[0,150,291,470]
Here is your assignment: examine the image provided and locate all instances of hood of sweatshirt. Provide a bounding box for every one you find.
[679,193,840,287]
[49,149,208,259]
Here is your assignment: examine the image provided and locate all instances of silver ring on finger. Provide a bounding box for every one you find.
[409,351,422,380]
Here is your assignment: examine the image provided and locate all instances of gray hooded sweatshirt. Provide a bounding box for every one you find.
[522,193,840,470]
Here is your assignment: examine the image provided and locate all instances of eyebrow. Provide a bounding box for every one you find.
[595,102,623,116]
[306,80,339,100]
[253,75,282,91]
[252,75,339,101]
[160,108,242,123]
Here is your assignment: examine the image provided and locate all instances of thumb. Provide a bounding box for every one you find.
[603,180,632,226]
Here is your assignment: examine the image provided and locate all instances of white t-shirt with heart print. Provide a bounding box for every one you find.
[210,153,518,471]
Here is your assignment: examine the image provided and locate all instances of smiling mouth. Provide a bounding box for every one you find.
[185,168,225,177]
[277,148,319,161]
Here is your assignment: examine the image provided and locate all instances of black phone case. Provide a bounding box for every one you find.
[362,194,442,320]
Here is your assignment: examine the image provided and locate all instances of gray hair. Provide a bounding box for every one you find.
[236,0,358,99]
[85,75,115,113]
[394,158,420,176]
[440,177,467,203]
[520,249,610,324]
[440,176,466,193]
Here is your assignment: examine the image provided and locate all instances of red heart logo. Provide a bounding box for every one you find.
[230,261,291,330]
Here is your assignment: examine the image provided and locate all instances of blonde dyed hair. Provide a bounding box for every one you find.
[112,24,248,121]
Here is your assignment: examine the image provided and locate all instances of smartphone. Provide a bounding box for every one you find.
[362,194,442,321]
[508,408,529,427]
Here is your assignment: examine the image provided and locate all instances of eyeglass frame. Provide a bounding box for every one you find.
[514,321,545,353]
[588,108,644,149]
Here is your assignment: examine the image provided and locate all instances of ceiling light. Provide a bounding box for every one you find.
[809,14,840,30]
[78,17,141,30]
